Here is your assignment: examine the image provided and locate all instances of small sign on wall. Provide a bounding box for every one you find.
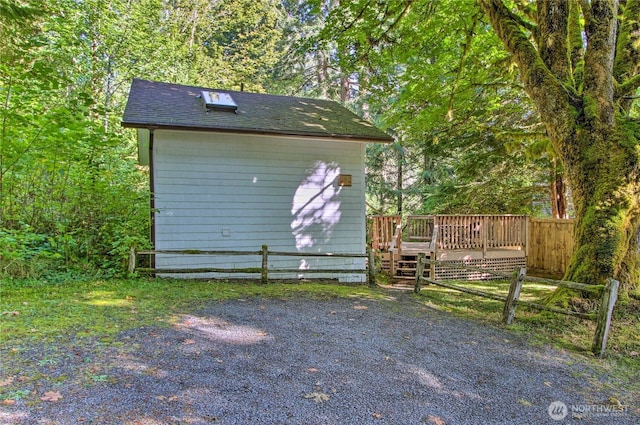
[338,174,352,187]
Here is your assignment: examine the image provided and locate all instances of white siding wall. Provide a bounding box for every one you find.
[153,130,367,282]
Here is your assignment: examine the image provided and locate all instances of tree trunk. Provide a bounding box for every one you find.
[397,142,403,215]
[550,161,568,219]
[480,0,640,291]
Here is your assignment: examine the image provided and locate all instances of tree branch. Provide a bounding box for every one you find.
[613,0,640,111]
[618,73,640,96]
[479,0,575,147]
[568,0,586,87]
[537,0,571,83]
[582,0,618,126]
[447,12,481,121]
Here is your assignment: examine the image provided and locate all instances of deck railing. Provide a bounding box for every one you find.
[402,215,528,252]
[369,215,402,251]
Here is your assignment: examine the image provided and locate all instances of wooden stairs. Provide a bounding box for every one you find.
[392,252,433,280]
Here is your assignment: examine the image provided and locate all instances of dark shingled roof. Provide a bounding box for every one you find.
[122,79,392,143]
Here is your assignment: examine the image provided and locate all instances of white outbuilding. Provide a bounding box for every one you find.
[122,79,392,282]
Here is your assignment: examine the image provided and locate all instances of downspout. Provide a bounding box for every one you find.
[149,128,156,272]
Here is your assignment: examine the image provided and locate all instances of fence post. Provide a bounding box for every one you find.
[502,267,526,324]
[261,245,269,284]
[414,252,426,293]
[592,279,619,357]
[368,248,377,286]
[128,247,136,274]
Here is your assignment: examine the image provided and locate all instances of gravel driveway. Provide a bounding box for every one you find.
[1,290,637,424]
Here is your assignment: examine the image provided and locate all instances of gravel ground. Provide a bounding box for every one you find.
[1,290,638,425]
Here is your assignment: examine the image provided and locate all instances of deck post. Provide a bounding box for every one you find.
[261,245,269,284]
[592,279,619,357]
[128,247,136,274]
[414,252,426,293]
[502,267,526,324]
[482,216,488,258]
[368,248,376,286]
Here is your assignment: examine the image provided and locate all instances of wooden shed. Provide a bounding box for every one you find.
[122,79,392,281]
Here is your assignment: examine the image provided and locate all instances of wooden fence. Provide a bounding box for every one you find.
[129,246,376,285]
[413,255,618,357]
[527,218,575,276]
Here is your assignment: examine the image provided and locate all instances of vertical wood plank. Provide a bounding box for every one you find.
[592,279,619,357]
[128,247,136,274]
[414,253,426,293]
[503,267,526,324]
[368,248,376,287]
[261,245,269,284]
[482,216,488,257]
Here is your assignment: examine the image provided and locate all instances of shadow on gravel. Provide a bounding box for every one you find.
[2,293,638,425]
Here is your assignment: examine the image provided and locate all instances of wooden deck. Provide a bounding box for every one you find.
[370,215,528,281]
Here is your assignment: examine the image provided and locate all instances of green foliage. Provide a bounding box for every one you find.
[0,0,286,279]
[311,0,559,216]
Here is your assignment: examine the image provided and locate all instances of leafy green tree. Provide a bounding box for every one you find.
[1,0,293,278]
[317,0,553,216]
[479,0,639,289]
[318,0,639,289]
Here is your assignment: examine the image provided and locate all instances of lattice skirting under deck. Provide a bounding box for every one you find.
[434,257,526,281]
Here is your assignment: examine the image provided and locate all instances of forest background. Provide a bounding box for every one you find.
[1,0,638,291]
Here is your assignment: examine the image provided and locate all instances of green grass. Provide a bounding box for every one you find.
[2,276,638,399]
[412,279,640,396]
[0,278,385,345]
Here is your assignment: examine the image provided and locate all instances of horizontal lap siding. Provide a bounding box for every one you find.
[153,130,366,282]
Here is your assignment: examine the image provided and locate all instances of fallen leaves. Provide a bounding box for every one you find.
[518,398,532,407]
[426,415,446,425]
[353,305,368,310]
[155,395,179,402]
[303,392,330,403]
[0,377,14,387]
[40,391,62,402]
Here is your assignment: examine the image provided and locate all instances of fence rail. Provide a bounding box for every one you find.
[412,255,618,357]
[129,246,376,285]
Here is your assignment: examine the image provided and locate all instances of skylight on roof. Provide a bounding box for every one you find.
[201,91,238,112]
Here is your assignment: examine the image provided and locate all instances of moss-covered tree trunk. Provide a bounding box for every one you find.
[480,0,640,291]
